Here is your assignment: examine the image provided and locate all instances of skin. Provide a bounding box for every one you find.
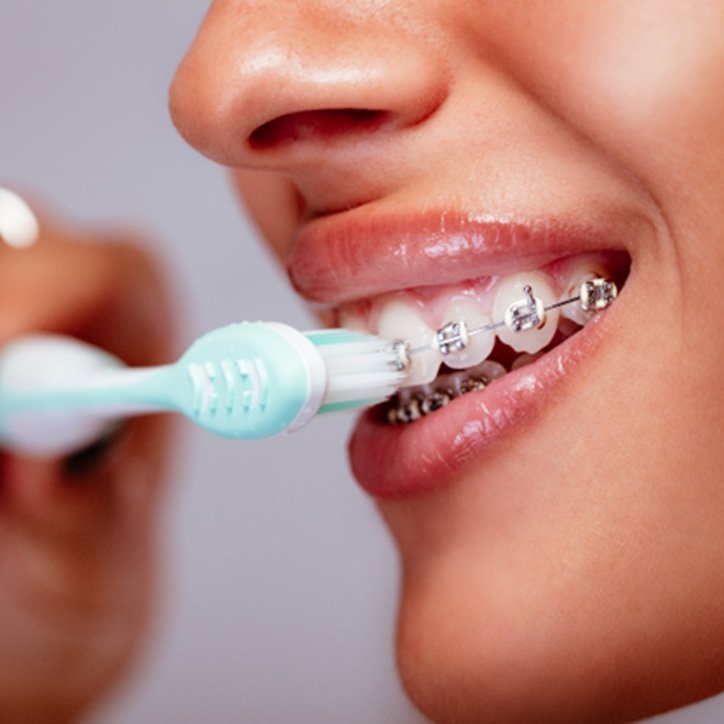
[0,209,172,722]
[167,1,724,722]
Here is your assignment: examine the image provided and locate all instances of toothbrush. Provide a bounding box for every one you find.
[0,277,619,458]
[0,322,410,457]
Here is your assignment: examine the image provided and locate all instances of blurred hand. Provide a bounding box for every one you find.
[0,204,174,723]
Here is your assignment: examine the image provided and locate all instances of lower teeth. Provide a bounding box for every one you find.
[385,345,536,425]
[386,373,489,425]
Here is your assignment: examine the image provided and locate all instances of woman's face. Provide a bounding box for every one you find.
[171,2,724,721]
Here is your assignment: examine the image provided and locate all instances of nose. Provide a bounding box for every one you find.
[169,1,449,171]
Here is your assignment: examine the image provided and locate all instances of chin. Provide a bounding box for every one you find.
[381,434,724,724]
[394,552,724,724]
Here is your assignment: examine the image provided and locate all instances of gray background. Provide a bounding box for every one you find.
[0,3,721,722]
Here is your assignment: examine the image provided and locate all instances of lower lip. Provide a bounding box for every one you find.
[348,311,613,499]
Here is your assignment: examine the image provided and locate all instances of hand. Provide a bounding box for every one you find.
[0,203,174,723]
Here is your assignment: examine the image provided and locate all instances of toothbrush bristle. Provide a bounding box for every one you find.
[316,337,408,405]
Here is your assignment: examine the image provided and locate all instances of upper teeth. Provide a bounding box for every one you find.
[580,278,618,312]
[376,297,441,386]
[560,256,613,326]
[340,255,617,387]
[493,271,559,353]
[437,299,495,370]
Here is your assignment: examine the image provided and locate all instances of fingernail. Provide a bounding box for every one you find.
[0,188,39,249]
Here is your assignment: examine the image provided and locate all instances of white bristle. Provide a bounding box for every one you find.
[316,337,408,406]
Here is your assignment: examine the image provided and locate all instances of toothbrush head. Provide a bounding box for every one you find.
[306,329,409,412]
[174,322,326,439]
[173,322,408,439]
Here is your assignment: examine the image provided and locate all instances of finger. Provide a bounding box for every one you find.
[0,215,172,364]
[0,197,177,718]
[0,204,175,515]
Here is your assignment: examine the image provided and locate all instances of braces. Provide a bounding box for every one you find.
[387,373,490,424]
[386,277,618,423]
[400,277,618,363]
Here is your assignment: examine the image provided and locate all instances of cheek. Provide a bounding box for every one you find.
[392,439,724,723]
[573,7,724,170]
[489,3,724,222]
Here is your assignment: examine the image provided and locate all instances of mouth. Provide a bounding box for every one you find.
[289,212,638,498]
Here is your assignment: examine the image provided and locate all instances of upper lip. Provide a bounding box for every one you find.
[287,209,639,305]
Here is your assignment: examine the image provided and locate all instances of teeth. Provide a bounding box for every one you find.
[337,308,368,334]
[356,259,619,419]
[479,359,507,381]
[560,256,611,326]
[387,396,422,424]
[419,389,452,415]
[376,298,441,385]
[511,351,543,371]
[493,272,560,353]
[458,377,488,394]
[437,299,495,369]
[386,359,507,425]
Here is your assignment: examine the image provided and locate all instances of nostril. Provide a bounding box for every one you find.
[249,108,392,150]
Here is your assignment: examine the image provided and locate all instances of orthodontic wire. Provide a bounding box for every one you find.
[406,292,584,356]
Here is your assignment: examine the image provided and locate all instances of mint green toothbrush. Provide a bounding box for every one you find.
[0,322,410,457]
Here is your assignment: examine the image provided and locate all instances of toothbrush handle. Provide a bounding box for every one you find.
[168,322,327,440]
[0,323,329,456]
[0,335,173,456]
